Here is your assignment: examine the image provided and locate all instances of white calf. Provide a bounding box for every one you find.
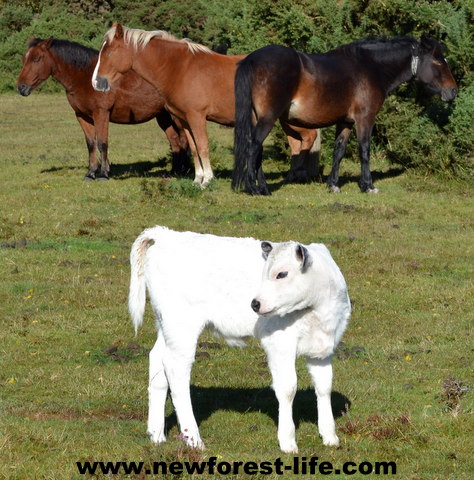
[128,226,351,453]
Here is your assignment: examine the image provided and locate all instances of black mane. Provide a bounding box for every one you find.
[330,36,419,94]
[333,36,418,63]
[29,38,98,70]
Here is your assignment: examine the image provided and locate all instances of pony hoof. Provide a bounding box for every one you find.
[200,178,214,189]
[84,176,95,181]
[286,170,310,184]
[97,176,109,181]
[367,188,379,194]
[329,186,341,193]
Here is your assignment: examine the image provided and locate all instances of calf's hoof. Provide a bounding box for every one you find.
[321,433,340,447]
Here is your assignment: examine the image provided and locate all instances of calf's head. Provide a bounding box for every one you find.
[251,241,313,317]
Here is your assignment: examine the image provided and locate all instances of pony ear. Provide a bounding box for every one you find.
[114,23,124,39]
[42,38,53,50]
[295,244,312,273]
[419,36,435,55]
[261,241,273,260]
[27,36,40,48]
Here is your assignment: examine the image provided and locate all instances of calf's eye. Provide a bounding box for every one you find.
[276,271,288,279]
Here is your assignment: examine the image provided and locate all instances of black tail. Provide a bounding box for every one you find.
[232,59,255,192]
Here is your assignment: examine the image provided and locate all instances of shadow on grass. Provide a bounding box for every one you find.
[41,157,405,195]
[164,386,351,436]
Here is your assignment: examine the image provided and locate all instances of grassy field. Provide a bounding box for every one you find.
[1,93,472,479]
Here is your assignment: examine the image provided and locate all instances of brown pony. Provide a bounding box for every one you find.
[17,37,189,180]
[233,37,458,194]
[92,23,320,188]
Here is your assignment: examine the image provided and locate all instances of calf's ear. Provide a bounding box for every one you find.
[296,244,312,272]
[261,241,273,260]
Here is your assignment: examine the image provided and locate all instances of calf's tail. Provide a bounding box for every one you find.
[129,230,155,335]
[232,58,255,192]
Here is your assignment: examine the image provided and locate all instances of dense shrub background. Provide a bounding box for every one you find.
[0,0,472,179]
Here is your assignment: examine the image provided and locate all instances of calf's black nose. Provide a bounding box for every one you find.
[251,299,260,313]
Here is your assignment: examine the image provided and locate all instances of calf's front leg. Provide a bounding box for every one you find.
[307,356,339,446]
[264,342,299,453]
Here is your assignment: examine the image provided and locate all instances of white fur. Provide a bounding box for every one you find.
[128,226,351,452]
[91,42,105,91]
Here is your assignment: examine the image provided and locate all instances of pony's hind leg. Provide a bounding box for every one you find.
[147,333,169,444]
[281,124,320,183]
[76,116,98,180]
[245,118,275,195]
[327,123,352,193]
[156,112,190,176]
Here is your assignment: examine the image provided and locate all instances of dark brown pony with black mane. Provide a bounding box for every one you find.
[232,36,458,195]
[17,37,189,180]
[92,23,320,188]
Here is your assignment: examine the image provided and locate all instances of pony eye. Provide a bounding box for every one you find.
[276,272,288,279]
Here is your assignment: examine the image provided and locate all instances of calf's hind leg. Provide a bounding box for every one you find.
[161,323,204,449]
[147,333,169,444]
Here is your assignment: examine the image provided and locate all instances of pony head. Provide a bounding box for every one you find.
[17,38,54,96]
[415,36,457,102]
[92,23,133,92]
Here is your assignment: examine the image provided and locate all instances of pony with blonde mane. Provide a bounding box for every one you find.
[93,23,320,191]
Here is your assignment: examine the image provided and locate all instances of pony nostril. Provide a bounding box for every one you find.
[451,87,458,98]
[93,75,110,92]
[251,299,260,313]
[18,84,31,96]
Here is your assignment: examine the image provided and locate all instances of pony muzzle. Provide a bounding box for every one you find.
[441,86,457,102]
[17,83,32,96]
[93,75,110,92]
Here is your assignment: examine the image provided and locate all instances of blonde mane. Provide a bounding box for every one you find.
[104,25,213,54]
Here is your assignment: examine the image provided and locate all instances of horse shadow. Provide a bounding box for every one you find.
[163,385,351,437]
[41,156,405,193]
[266,166,406,194]
[40,157,180,179]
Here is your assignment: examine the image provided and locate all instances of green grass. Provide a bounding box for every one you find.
[0,94,473,479]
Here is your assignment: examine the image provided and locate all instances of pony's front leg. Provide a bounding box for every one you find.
[356,125,377,193]
[147,334,168,444]
[183,128,203,185]
[327,123,352,193]
[307,356,339,446]
[93,110,110,180]
[185,114,214,188]
[76,116,98,180]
